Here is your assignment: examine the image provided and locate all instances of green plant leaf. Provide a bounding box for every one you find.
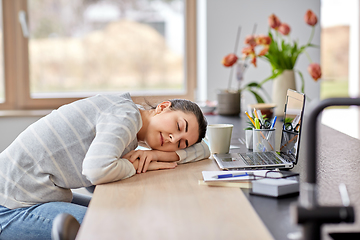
[248,89,265,103]
[246,82,261,87]
[307,43,319,48]
[241,81,267,103]
[295,69,305,93]
[259,70,283,86]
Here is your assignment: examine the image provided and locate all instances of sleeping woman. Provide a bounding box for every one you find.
[0,92,210,240]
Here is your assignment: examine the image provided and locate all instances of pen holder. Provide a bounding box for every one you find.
[253,128,275,152]
[245,129,253,149]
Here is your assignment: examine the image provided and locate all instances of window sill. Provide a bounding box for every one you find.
[0,109,52,117]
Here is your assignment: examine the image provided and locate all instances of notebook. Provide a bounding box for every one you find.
[213,89,305,170]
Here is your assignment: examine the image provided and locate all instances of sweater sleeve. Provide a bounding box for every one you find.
[82,104,142,185]
[175,139,210,164]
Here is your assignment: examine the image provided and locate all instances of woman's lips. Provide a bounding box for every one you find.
[160,133,164,146]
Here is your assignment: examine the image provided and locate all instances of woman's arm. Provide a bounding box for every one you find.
[82,104,142,185]
[132,158,177,172]
[175,139,210,164]
[123,150,179,173]
[124,139,210,173]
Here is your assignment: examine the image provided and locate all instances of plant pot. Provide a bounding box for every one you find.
[216,90,241,115]
[272,70,296,117]
[247,103,276,120]
[245,129,253,149]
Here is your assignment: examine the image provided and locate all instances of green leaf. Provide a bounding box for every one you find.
[241,81,266,103]
[246,82,260,87]
[295,70,305,93]
[307,43,319,48]
[259,70,283,86]
[248,90,265,103]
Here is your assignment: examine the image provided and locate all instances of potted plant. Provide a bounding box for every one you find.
[219,28,268,116]
[223,10,322,116]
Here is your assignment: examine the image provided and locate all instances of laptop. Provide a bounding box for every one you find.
[213,89,305,170]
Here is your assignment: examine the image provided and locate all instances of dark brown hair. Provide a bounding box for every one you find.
[146,99,207,144]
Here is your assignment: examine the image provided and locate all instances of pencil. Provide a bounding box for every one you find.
[253,108,259,119]
[245,111,256,128]
[246,110,274,151]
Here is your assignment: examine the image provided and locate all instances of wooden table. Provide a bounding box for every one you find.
[76,113,360,240]
[76,157,274,240]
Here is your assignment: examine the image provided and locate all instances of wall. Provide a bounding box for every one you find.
[0,116,42,152]
[197,0,321,106]
[0,0,322,151]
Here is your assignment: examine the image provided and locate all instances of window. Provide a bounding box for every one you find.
[0,0,4,103]
[320,0,350,99]
[1,0,196,110]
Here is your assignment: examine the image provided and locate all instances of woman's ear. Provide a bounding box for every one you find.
[155,101,172,114]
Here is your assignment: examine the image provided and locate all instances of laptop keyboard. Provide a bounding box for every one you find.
[240,152,284,165]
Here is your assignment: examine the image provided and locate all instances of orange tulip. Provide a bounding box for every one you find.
[268,14,281,30]
[258,46,269,56]
[242,46,255,57]
[244,35,257,46]
[256,35,271,45]
[250,56,257,67]
[308,63,321,81]
[222,53,238,67]
[278,23,291,35]
[304,10,317,26]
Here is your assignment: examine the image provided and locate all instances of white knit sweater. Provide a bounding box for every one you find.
[0,93,210,209]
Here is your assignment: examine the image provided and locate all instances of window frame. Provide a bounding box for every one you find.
[1,0,196,110]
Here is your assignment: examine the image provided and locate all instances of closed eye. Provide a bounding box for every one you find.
[177,122,180,131]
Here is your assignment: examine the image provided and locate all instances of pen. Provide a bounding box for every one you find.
[245,111,256,128]
[213,172,249,179]
[266,117,276,142]
[271,116,277,129]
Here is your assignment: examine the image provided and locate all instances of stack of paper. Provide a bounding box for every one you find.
[251,178,299,197]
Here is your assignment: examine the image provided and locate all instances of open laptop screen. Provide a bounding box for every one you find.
[279,89,305,165]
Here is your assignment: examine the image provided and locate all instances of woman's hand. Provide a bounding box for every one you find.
[123,150,179,173]
[124,150,158,173]
[131,158,177,173]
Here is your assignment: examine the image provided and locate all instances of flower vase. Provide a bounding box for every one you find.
[216,90,241,115]
[272,70,296,117]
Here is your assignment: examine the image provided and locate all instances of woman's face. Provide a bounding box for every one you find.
[144,102,199,151]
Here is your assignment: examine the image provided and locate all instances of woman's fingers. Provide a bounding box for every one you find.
[142,158,151,173]
[148,161,177,171]
[123,150,136,162]
[124,150,175,173]
[137,155,147,173]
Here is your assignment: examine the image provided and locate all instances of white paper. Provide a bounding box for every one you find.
[202,170,269,182]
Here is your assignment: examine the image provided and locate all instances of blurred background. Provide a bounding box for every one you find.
[0,0,358,149]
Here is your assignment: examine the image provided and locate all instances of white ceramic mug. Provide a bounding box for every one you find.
[206,124,233,154]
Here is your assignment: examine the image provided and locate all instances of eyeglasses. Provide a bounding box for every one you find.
[284,122,300,133]
[248,170,299,180]
[260,119,271,129]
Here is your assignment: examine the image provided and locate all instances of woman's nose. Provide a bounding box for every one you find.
[169,133,179,142]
